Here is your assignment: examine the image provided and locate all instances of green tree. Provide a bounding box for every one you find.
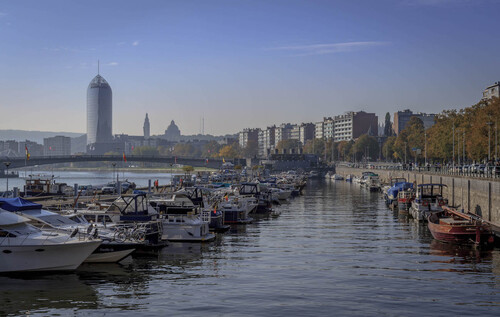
[384,112,393,136]
[303,138,325,157]
[337,140,353,161]
[182,165,194,175]
[131,146,159,156]
[352,134,379,161]
[382,136,396,161]
[202,141,221,158]
[172,143,200,158]
[242,140,259,158]
[276,139,301,154]
[394,117,425,163]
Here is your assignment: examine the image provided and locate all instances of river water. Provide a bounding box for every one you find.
[1,174,500,316]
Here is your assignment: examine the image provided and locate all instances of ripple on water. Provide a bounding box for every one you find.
[1,179,500,316]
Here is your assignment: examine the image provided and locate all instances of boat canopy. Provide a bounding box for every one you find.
[387,182,413,197]
[0,209,31,225]
[0,197,43,212]
[417,184,447,197]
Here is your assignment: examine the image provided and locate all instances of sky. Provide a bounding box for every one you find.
[0,0,499,136]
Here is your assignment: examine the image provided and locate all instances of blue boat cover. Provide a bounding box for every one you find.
[387,182,414,198]
[0,197,43,211]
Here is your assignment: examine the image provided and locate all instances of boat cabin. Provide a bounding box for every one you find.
[107,194,158,222]
[416,184,446,198]
[239,183,260,196]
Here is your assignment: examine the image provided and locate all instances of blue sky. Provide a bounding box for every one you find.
[0,0,499,136]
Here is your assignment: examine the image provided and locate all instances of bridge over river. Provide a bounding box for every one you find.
[0,155,227,170]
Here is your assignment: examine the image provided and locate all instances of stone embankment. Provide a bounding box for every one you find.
[336,166,500,226]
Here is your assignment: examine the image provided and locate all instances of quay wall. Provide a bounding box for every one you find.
[336,167,500,225]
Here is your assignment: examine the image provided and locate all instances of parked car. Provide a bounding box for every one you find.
[101,186,115,194]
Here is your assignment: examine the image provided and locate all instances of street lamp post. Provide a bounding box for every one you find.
[452,124,455,172]
[404,142,407,165]
[424,131,427,166]
[487,121,493,161]
[496,122,498,161]
[463,131,466,166]
[4,162,11,192]
[112,163,116,183]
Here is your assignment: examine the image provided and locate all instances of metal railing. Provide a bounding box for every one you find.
[338,162,500,180]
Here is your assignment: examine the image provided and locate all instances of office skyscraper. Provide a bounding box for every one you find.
[87,74,112,145]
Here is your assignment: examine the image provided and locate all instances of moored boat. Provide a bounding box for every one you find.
[0,208,101,272]
[427,206,494,245]
[409,184,448,221]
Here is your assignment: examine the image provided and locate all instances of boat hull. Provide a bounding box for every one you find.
[161,223,215,242]
[428,220,492,244]
[0,240,101,273]
[84,248,135,263]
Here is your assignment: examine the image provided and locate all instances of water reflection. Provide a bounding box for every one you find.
[429,239,493,266]
[1,177,499,315]
[0,273,98,316]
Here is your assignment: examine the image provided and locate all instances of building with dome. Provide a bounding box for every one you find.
[164,120,181,141]
[86,73,113,154]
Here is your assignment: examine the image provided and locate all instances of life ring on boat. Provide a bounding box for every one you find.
[422,200,429,207]
[438,199,445,207]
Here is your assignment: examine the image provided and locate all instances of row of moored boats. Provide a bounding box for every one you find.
[328,170,496,246]
[0,172,307,273]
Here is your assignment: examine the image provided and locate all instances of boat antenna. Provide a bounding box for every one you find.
[98,59,100,75]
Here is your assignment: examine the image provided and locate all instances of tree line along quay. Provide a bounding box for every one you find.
[130,97,500,167]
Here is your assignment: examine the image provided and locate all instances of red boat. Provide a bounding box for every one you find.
[427,206,494,245]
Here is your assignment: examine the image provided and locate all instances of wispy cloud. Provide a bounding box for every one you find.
[401,0,485,6]
[269,41,388,56]
[117,41,126,46]
[107,62,118,66]
[0,12,6,17]
[43,46,95,53]
[132,41,139,46]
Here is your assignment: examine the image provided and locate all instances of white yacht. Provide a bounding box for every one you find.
[150,193,215,242]
[14,205,136,263]
[0,208,101,273]
[268,187,292,201]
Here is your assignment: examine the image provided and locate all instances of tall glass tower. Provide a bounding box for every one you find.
[87,74,112,145]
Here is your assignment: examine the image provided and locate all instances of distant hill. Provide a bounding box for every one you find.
[0,130,86,154]
[0,129,84,144]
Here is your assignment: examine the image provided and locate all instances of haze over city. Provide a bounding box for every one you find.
[1,0,499,136]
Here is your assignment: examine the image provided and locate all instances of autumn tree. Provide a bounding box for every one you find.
[242,140,259,158]
[276,139,301,154]
[462,98,500,162]
[303,138,325,157]
[218,143,240,159]
[393,116,425,163]
[182,165,194,175]
[382,136,396,161]
[131,146,159,156]
[337,140,353,161]
[352,134,379,161]
[425,110,459,162]
[202,141,221,158]
[172,143,200,158]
